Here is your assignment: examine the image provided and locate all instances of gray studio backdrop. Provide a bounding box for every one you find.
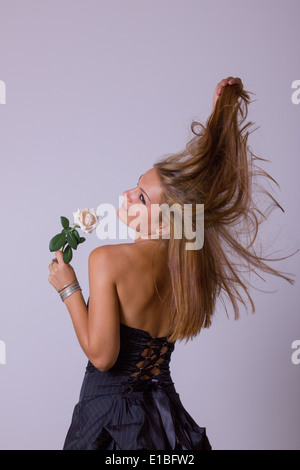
[0,0,299,450]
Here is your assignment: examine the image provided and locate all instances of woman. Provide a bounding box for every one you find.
[48,77,293,450]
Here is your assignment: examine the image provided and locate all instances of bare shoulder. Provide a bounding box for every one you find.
[89,241,167,280]
[89,243,136,259]
[88,243,137,282]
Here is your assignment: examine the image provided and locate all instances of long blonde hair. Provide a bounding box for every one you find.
[153,83,294,344]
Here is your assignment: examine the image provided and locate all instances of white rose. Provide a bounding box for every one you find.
[73,208,99,234]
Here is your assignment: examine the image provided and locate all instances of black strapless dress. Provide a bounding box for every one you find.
[63,305,211,450]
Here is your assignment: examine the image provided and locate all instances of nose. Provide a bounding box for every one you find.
[123,189,134,203]
[122,191,131,208]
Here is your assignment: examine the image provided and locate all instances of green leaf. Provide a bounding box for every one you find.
[60,216,70,230]
[49,233,66,252]
[72,229,80,243]
[79,237,86,244]
[73,229,81,242]
[63,245,73,264]
[67,232,78,250]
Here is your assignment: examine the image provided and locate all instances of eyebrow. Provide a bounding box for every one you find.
[137,174,151,202]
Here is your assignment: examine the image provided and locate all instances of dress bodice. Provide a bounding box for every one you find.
[86,296,175,389]
[64,299,211,450]
[110,322,175,384]
[85,321,176,391]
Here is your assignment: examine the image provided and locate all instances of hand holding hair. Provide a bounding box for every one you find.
[212,76,243,109]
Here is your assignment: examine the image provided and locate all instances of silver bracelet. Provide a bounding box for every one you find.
[60,285,81,302]
[60,282,81,302]
[60,281,80,299]
[58,281,78,293]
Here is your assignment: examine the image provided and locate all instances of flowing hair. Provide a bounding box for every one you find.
[153,82,295,344]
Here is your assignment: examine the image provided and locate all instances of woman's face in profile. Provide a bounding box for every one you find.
[117,167,164,239]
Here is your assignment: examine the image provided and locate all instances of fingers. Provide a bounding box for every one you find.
[48,251,67,273]
[48,260,58,272]
[48,262,55,272]
[220,77,241,86]
[48,255,60,272]
[55,250,64,264]
[216,77,242,96]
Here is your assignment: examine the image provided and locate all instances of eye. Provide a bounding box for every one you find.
[137,180,146,205]
[139,193,146,205]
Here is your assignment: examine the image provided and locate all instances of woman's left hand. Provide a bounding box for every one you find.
[48,250,78,292]
[212,76,243,108]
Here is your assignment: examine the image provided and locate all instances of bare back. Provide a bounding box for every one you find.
[113,240,172,338]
